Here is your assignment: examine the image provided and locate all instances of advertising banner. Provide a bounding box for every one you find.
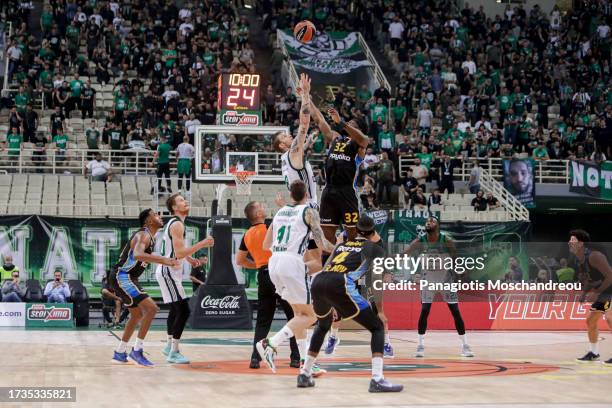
[25,303,73,328]
[0,303,25,326]
[569,160,612,200]
[503,158,536,208]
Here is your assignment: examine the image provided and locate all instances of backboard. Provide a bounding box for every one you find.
[194,125,290,183]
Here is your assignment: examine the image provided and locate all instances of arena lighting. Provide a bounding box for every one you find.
[547,208,578,211]
[587,202,612,205]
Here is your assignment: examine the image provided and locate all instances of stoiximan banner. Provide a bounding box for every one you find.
[569,160,612,200]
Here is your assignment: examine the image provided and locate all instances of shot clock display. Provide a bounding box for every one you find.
[218,73,261,111]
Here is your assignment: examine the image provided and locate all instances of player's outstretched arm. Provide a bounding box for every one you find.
[327,107,369,149]
[132,231,180,267]
[304,207,335,253]
[289,73,312,169]
[170,222,215,259]
[311,102,337,143]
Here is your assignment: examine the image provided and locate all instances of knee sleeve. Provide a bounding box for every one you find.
[447,303,465,335]
[171,299,191,339]
[353,307,385,354]
[418,303,432,335]
[308,314,332,354]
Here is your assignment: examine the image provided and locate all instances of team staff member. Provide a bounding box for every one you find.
[236,201,300,369]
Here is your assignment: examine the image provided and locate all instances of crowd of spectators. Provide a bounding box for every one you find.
[3,1,611,209]
[2,0,256,157]
[257,0,612,208]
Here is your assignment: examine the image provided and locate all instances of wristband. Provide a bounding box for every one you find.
[332,120,346,133]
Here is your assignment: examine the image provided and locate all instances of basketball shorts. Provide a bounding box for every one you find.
[319,186,359,227]
[311,272,370,320]
[111,269,149,308]
[591,291,611,312]
[269,252,310,304]
[155,265,187,304]
[420,270,458,304]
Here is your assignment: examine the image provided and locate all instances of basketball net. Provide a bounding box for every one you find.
[231,171,256,195]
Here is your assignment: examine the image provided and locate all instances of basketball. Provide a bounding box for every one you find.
[294,20,316,43]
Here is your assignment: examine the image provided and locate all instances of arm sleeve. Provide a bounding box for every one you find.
[43,282,52,296]
[364,243,386,304]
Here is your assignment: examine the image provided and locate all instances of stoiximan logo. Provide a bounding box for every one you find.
[222,111,259,126]
[27,304,71,322]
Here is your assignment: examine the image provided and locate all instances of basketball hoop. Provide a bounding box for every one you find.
[231,171,257,195]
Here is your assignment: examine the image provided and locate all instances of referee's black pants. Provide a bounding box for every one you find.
[251,266,300,361]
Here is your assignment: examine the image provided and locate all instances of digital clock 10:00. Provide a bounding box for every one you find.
[228,73,260,87]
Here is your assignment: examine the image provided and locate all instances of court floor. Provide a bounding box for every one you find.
[0,327,610,408]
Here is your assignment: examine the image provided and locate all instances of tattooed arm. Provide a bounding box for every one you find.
[304,207,336,254]
[290,73,311,169]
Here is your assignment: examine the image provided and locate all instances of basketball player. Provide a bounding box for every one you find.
[310,103,368,244]
[256,180,335,374]
[156,193,214,364]
[570,230,612,364]
[300,215,403,392]
[324,228,395,358]
[111,209,180,367]
[236,201,301,369]
[405,216,474,358]
[273,73,318,207]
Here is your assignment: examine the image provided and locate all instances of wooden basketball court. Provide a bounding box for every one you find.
[1,327,610,407]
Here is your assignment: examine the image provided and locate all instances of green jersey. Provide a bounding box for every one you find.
[53,134,69,150]
[371,104,388,123]
[14,93,29,112]
[157,142,171,164]
[7,133,23,155]
[70,79,83,97]
[85,128,100,149]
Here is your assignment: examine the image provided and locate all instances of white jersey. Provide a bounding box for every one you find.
[271,204,311,256]
[281,151,318,205]
[155,216,187,303]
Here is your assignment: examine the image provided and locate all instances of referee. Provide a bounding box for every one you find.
[236,201,300,369]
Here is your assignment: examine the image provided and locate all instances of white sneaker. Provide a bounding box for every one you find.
[461,344,474,357]
[256,339,277,373]
[415,344,425,357]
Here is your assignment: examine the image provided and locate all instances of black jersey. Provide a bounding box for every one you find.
[115,228,155,278]
[325,135,361,187]
[323,238,385,281]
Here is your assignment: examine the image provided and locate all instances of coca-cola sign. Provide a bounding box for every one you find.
[201,295,241,310]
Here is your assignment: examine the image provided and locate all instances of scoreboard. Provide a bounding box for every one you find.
[217,73,262,126]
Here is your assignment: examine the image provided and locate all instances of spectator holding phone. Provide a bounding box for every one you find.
[1,272,25,302]
[44,270,71,303]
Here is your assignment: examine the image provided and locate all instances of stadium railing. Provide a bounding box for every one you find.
[398,156,571,184]
[0,149,573,184]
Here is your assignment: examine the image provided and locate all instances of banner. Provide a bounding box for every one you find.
[569,160,612,200]
[0,216,253,299]
[393,209,442,243]
[279,30,373,99]
[189,285,252,329]
[0,303,25,326]
[503,158,536,208]
[25,303,73,327]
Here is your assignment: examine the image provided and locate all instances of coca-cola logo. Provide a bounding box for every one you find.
[200,295,241,310]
